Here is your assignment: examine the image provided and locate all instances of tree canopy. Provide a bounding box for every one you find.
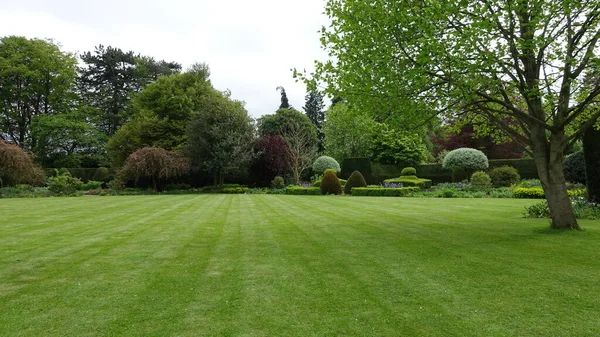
[302,0,600,229]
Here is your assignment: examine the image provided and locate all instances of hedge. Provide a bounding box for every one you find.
[222,187,249,194]
[351,187,420,197]
[513,187,545,199]
[44,168,116,183]
[285,186,322,195]
[341,158,372,181]
[383,176,433,189]
[488,159,538,179]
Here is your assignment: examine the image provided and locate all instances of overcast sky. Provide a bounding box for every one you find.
[0,0,329,118]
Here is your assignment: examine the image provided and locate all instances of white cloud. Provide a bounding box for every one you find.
[0,0,329,117]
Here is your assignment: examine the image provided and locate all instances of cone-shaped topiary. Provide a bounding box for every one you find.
[344,170,367,195]
[320,169,342,195]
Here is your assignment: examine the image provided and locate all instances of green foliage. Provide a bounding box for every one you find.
[341,158,372,181]
[0,36,77,149]
[119,147,190,191]
[470,171,492,188]
[400,167,417,176]
[271,176,285,189]
[519,179,542,188]
[186,88,255,186]
[284,186,322,195]
[564,151,586,184]
[525,198,600,220]
[312,179,347,187]
[351,187,420,197]
[303,89,325,151]
[258,108,317,141]
[371,123,427,166]
[489,166,520,187]
[384,176,432,189]
[313,156,341,174]
[93,167,110,182]
[322,103,375,161]
[320,169,342,195]
[58,168,72,177]
[344,170,367,195]
[107,179,125,191]
[81,180,103,191]
[513,188,545,199]
[443,148,489,172]
[221,187,249,194]
[47,175,83,195]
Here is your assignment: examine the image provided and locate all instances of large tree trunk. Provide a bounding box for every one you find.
[531,127,580,230]
[583,127,600,204]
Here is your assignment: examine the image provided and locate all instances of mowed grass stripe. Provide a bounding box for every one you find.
[1,195,599,336]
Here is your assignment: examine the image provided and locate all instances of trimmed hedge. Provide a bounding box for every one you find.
[285,186,322,195]
[344,170,367,195]
[312,178,347,187]
[489,166,520,187]
[351,187,420,197]
[400,167,417,176]
[341,158,372,180]
[222,187,249,194]
[384,176,432,189]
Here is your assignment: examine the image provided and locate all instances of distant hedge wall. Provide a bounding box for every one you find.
[341,158,372,181]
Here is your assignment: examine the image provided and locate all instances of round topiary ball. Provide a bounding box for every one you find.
[470,171,491,187]
[563,151,586,184]
[313,156,341,175]
[442,148,489,171]
[400,167,417,176]
[320,169,342,195]
[344,170,367,195]
[489,166,520,187]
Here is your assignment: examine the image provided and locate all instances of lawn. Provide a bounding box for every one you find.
[1,195,599,337]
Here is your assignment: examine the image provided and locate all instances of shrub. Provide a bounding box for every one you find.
[351,187,420,196]
[58,168,72,177]
[384,176,432,189]
[489,166,520,187]
[312,156,341,174]
[513,187,545,199]
[563,151,586,184]
[119,147,190,191]
[107,179,125,191]
[313,178,346,187]
[519,179,542,188]
[443,148,489,182]
[525,198,600,220]
[320,169,342,195]
[47,175,83,195]
[285,186,322,195]
[524,201,550,218]
[0,141,45,187]
[271,176,285,189]
[163,183,192,191]
[470,171,491,188]
[81,180,103,191]
[93,167,110,182]
[400,167,417,176]
[344,170,368,195]
[222,187,249,194]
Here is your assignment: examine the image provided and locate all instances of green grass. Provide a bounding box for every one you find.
[1,195,599,336]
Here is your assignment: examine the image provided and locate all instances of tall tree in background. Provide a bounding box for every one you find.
[187,89,255,186]
[276,86,291,109]
[0,36,77,149]
[303,0,600,230]
[78,45,180,136]
[323,102,375,162]
[303,89,325,151]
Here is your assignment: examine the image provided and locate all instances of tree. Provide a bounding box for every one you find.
[276,86,291,109]
[119,147,190,191]
[78,45,181,136]
[304,0,600,229]
[187,89,255,186]
[258,108,318,143]
[0,36,77,149]
[303,89,325,151]
[283,121,318,184]
[254,134,291,176]
[322,102,376,162]
[106,67,212,166]
[0,141,45,187]
[371,124,427,166]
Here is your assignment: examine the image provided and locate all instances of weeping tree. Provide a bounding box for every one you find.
[119,147,190,191]
[300,0,600,229]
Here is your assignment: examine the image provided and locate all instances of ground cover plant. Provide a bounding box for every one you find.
[1,195,599,336]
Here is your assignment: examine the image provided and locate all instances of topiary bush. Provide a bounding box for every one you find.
[320,169,342,195]
[384,176,432,189]
[47,175,83,195]
[400,167,417,176]
[58,168,72,177]
[563,151,586,184]
[271,176,285,189]
[344,170,368,195]
[442,148,489,182]
[489,166,520,187]
[470,171,491,188]
[93,167,110,182]
[312,156,341,175]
